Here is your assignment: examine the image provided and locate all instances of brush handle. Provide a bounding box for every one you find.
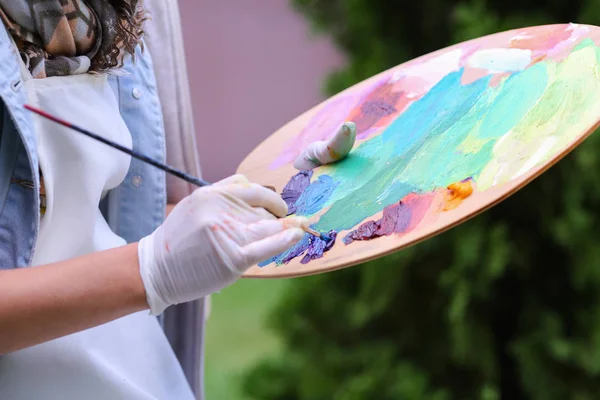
[24,105,328,240]
[24,104,212,187]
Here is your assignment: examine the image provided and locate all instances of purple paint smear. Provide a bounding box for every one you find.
[360,100,398,118]
[281,170,313,215]
[265,229,337,266]
[258,170,337,266]
[300,230,337,264]
[344,201,411,244]
[343,193,434,244]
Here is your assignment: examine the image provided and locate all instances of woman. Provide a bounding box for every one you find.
[0,1,356,399]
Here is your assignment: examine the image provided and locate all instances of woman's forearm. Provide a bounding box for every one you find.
[0,243,148,354]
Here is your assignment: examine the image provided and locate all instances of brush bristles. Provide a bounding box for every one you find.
[305,227,332,242]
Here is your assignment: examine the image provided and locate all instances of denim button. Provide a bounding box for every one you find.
[132,175,143,187]
[132,88,142,99]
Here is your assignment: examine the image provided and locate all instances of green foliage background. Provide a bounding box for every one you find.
[243,1,600,399]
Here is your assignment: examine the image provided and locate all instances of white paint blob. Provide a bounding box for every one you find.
[467,48,532,73]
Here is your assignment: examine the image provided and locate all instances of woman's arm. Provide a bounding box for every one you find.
[0,244,148,354]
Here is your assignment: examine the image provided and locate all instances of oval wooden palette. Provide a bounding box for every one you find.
[238,23,600,279]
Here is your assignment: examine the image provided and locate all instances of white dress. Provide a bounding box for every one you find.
[0,43,196,400]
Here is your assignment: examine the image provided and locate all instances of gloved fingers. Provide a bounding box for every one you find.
[293,141,325,170]
[214,175,276,193]
[251,207,277,222]
[212,214,249,245]
[293,121,356,170]
[328,121,356,159]
[209,194,277,227]
[214,174,249,186]
[240,227,305,269]
[221,183,288,218]
[242,216,309,245]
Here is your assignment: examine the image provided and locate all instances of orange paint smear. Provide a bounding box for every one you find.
[211,222,235,241]
[282,218,302,229]
[529,54,547,66]
[443,179,474,211]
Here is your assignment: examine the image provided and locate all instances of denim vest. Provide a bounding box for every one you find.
[0,21,207,398]
[0,27,166,267]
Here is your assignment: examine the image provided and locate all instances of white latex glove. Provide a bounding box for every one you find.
[293,121,356,170]
[138,175,308,315]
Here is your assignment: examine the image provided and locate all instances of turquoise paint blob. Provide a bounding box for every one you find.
[574,37,596,52]
[381,69,491,153]
[477,63,548,139]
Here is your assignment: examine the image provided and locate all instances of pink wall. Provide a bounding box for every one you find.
[179,0,345,182]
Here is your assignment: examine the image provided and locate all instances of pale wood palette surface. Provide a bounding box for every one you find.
[238,24,600,279]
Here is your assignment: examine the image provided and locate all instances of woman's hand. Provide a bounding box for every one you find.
[293,122,356,170]
[138,175,308,315]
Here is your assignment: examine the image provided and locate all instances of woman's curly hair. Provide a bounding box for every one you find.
[92,0,149,71]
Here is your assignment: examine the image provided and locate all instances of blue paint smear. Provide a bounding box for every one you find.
[294,175,338,216]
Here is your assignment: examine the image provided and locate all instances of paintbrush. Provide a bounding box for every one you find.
[24,104,331,242]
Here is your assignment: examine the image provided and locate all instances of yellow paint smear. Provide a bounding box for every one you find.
[443,180,474,211]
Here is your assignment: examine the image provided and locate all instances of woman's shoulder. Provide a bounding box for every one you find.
[0,25,28,96]
[0,23,35,140]
[0,28,40,269]
[0,26,37,156]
